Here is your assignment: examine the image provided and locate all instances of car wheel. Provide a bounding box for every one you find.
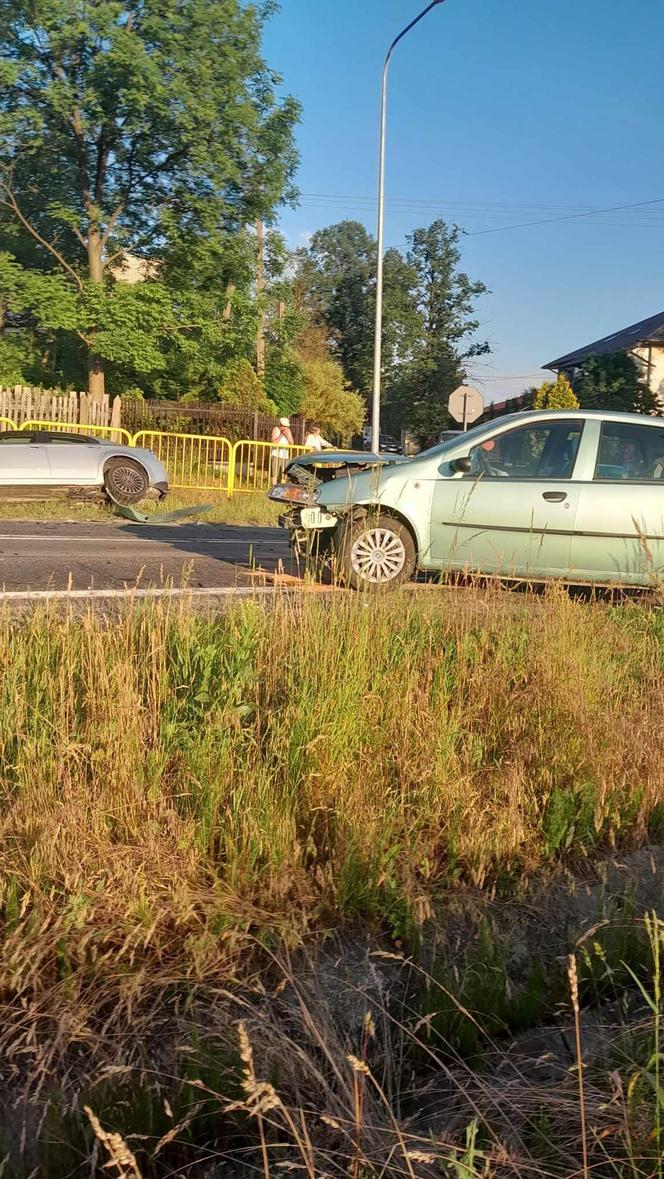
[104,458,150,505]
[338,512,416,590]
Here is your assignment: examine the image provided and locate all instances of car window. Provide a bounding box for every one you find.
[467,420,584,479]
[594,422,664,481]
[41,432,100,445]
[0,432,35,444]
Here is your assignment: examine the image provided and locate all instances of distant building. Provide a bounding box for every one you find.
[544,310,664,409]
[108,253,159,283]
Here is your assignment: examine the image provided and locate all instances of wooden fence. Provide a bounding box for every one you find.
[0,387,304,444]
[121,399,306,443]
[0,387,122,429]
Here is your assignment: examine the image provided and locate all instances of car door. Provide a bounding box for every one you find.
[429,418,587,577]
[570,418,664,584]
[43,434,104,485]
[0,432,51,484]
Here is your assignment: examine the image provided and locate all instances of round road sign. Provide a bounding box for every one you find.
[447,385,485,427]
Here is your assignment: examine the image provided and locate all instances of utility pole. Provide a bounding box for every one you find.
[256,218,266,376]
[370,0,446,452]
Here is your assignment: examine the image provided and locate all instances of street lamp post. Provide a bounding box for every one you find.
[371,0,446,453]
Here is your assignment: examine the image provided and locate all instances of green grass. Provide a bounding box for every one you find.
[0,487,281,526]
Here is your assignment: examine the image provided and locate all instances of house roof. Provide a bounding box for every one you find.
[544,310,664,371]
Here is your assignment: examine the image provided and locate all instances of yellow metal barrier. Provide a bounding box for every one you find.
[23,419,133,445]
[132,429,233,492]
[0,417,313,498]
[230,439,309,494]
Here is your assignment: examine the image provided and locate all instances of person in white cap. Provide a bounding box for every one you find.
[271,416,294,478]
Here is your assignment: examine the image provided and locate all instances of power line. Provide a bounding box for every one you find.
[296,191,664,238]
[299,191,663,214]
[466,196,664,236]
[470,372,544,382]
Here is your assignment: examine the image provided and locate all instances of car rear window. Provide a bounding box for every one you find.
[594,422,664,481]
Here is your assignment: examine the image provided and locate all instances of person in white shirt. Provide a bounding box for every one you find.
[305,424,333,451]
[271,416,294,478]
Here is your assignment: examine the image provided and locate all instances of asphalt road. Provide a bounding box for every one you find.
[0,520,295,592]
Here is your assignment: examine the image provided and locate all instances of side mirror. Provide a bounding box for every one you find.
[451,455,472,474]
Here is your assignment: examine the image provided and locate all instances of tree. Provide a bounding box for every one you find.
[532,372,579,410]
[297,218,486,442]
[573,353,659,415]
[298,358,365,444]
[0,0,299,394]
[264,345,304,415]
[386,221,489,441]
[217,357,275,413]
[297,221,376,397]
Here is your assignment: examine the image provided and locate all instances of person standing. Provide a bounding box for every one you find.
[271,416,294,479]
[304,424,334,451]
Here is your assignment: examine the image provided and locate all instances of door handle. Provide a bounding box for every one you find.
[542,491,567,503]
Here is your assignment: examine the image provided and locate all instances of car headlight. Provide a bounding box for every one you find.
[268,483,320,505]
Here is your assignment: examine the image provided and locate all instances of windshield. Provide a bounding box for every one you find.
[415,413,526,459]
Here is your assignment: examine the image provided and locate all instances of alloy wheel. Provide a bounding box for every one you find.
[350,527,406,584]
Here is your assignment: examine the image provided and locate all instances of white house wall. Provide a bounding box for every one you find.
[633,345,664,410]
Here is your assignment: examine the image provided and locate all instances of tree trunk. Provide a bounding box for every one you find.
[255,219,265,377]
[88,351,105,397]
[87,225,106,397]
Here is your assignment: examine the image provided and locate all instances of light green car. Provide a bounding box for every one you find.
[268,410,664,590]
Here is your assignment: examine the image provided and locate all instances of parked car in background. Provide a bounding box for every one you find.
[361,426,402,454]
[437,429,462,444]
[269,409,664,590]
[0,430,168,504]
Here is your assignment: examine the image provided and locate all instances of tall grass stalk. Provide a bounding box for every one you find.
[568,955,589,1179]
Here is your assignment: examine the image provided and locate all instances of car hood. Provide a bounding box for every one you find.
[284,449,406,484]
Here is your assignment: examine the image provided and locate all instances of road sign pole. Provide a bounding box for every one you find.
[447,385,485,429]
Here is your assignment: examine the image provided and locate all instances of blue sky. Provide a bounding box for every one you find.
[263,0,664,403]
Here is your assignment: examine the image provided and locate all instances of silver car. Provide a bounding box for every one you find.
[0,429,168,504]
[269,409,664,589]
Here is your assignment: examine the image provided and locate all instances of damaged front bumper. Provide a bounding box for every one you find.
[268,448,400,556]
[269,483,340,534]
[275,502,342,559]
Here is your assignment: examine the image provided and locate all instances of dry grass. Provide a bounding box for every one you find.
[0,588,662,998]
[0,587,663,1173]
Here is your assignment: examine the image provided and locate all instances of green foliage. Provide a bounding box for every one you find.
[298,357,365,443]
[0,252,78,331]
[217,357,273,412]
[0,330,39,385]
[1,251,263,397]
[0,0,300,391]
[532,372,579,410]
[264,344,304,415]
[573,352,659,415]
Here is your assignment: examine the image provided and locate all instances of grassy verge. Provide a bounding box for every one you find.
[1,588,663,979]
[0,487,281,526]
[1,587,663,1173]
